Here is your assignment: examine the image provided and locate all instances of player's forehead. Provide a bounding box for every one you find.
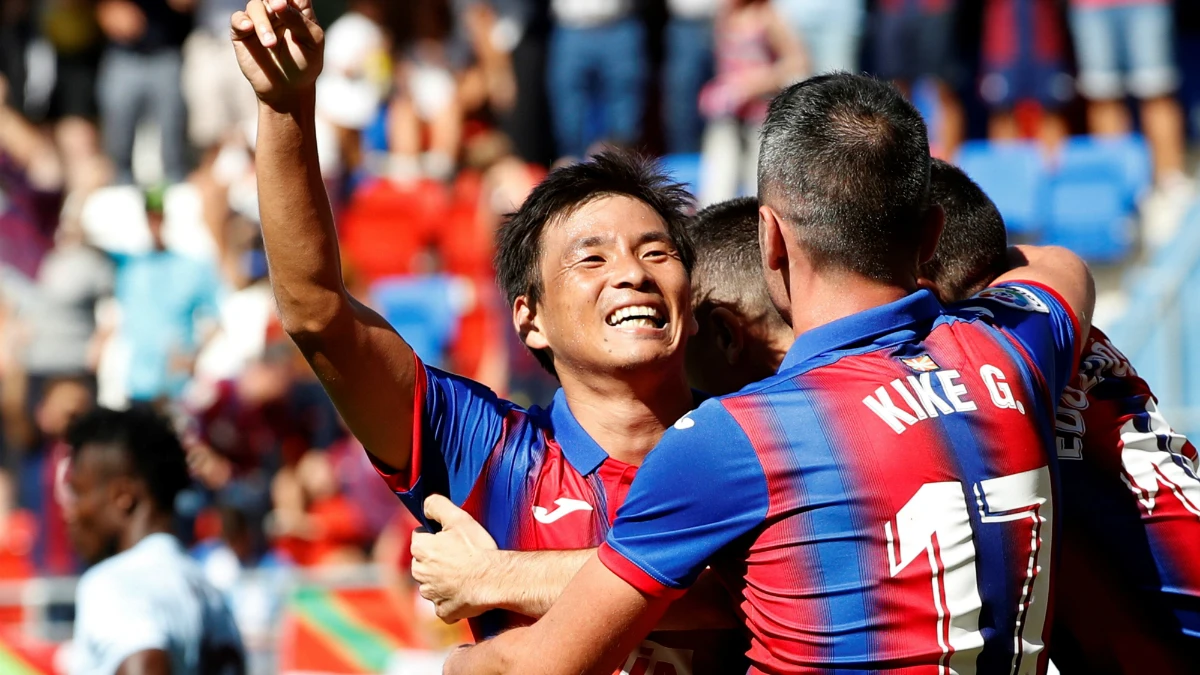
[541,195,673,262]
[71,442,130,484]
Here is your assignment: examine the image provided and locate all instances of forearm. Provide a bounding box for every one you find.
[255,93,349,336]
[481,549,594,618]
[997,245,1095,341]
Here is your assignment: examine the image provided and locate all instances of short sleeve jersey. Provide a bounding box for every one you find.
[372,362,748,675]
[1050,327,1200,671]
[598,285,1080,674]
[70,534,244,675]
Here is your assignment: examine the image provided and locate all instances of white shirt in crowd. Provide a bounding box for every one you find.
[551,0,631,28]
[70,533,244,675]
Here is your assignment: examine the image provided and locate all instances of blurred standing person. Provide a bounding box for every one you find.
[110,187,221,406]
[663,0,718,154]
[39,0,111,196]
[546,0,647,158]
[20,219,114,400]
[96,0,194,185]
[486,0,555,165]
[872,0,965,158]
[64,407,244,675]
[182,0,257,156]
[980,0,1073,150]
[698,0,805,204]
[773,0,864,75]
[1067,0,1192,226]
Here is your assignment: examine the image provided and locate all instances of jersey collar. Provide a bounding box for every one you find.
[547,388,710,476]
[780,289,943,372]
[548,389,611,476]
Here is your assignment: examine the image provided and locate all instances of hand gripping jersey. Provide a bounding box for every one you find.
[1049,327,1200,673]
[70,534,244,675]
[598,285,1080,674]
[372,366,748,675]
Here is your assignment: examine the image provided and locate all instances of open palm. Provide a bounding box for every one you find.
[230,0,324,105]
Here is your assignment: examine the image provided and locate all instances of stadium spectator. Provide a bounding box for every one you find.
[1067,0,1193,225]
[63,406,244,674]
[19,219,114,394]
[872,0,966,157]
[109,187,222,405]
[183,0,258,154]
[0,470,35,583]
[980,0,1072,150]
[268,450,369,567]
[546,0,647,158]
[20,377,92,576]
[698,0,806,204]
[38,0,111,197]
[773,0,864,75]
[662,0,719,154]
[96,0,194,184]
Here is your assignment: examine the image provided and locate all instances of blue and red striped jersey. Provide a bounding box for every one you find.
[1050,327,1200,672]
[372,363,748,674]
[599,284,1079,674]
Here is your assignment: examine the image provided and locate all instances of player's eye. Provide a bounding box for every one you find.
[644,248,671,260]
[580,254,605,266]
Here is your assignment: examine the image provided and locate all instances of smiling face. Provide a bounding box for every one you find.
[516,194,696,378]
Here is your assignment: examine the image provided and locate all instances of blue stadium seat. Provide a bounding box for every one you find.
[955,141,1045,237]
[369,275,472,369]
[659,153,703,199]
[1038,159,1136,263]
[1060,134,1152,202]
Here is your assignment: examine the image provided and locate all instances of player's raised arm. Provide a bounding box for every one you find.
[992,244,1096,345]
[231,0,417,471]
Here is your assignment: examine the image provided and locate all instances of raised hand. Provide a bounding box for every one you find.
[230,0,324,106]
[410,494,501,623]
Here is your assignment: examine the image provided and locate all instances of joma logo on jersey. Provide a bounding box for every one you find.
[532,498,594,524]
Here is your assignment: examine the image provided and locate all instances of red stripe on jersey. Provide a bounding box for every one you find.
[598,543,685,599]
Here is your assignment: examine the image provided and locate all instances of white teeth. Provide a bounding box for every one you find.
[606,305,663,327]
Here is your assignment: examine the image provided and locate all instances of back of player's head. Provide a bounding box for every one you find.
[921,159,1009,302]
[66,406,191,513]
[494,149,695,373]
[758,72,932,282]
[689,197,776,321]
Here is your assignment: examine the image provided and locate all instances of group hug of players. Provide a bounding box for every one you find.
[224,1,1200,673]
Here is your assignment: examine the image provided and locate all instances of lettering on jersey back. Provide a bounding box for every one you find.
[864,365,1023,434]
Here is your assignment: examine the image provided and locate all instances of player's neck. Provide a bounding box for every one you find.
[557,366,694,467]
[119,511,176,554]
[788,268,915,339]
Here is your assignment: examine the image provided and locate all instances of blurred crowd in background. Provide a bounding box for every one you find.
[2,0,1200,663]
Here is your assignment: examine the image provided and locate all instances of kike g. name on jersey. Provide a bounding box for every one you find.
[1050,327,1200,672]
[598,284,1080,674]
[370,358,748,675]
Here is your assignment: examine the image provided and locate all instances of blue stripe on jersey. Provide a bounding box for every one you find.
[770,385,874,664]
[475,411,548,549]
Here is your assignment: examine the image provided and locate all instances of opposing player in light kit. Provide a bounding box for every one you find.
[64,408,244,675]
[445,73,1095,674]
[230,1,746,672]
[921,158,1200,674]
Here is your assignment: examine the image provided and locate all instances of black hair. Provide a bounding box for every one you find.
[922,158,1009,302]
[689,196,785,331]
[758,72,933,282]
[65,406,191,513]
[494,150,696,374]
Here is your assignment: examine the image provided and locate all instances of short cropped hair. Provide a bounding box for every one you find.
[66,406,191,513]
[758,72,933,282]
[921,159,1009,302]
[494,150,696,373]
[688,197,781,326]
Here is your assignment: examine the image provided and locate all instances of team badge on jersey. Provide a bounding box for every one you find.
[973,286,1050,313]
[901,355,940,372]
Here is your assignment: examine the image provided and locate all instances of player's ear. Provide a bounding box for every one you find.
[759,204,789,273]
[514,295,549,351]
[709,307,744,366]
